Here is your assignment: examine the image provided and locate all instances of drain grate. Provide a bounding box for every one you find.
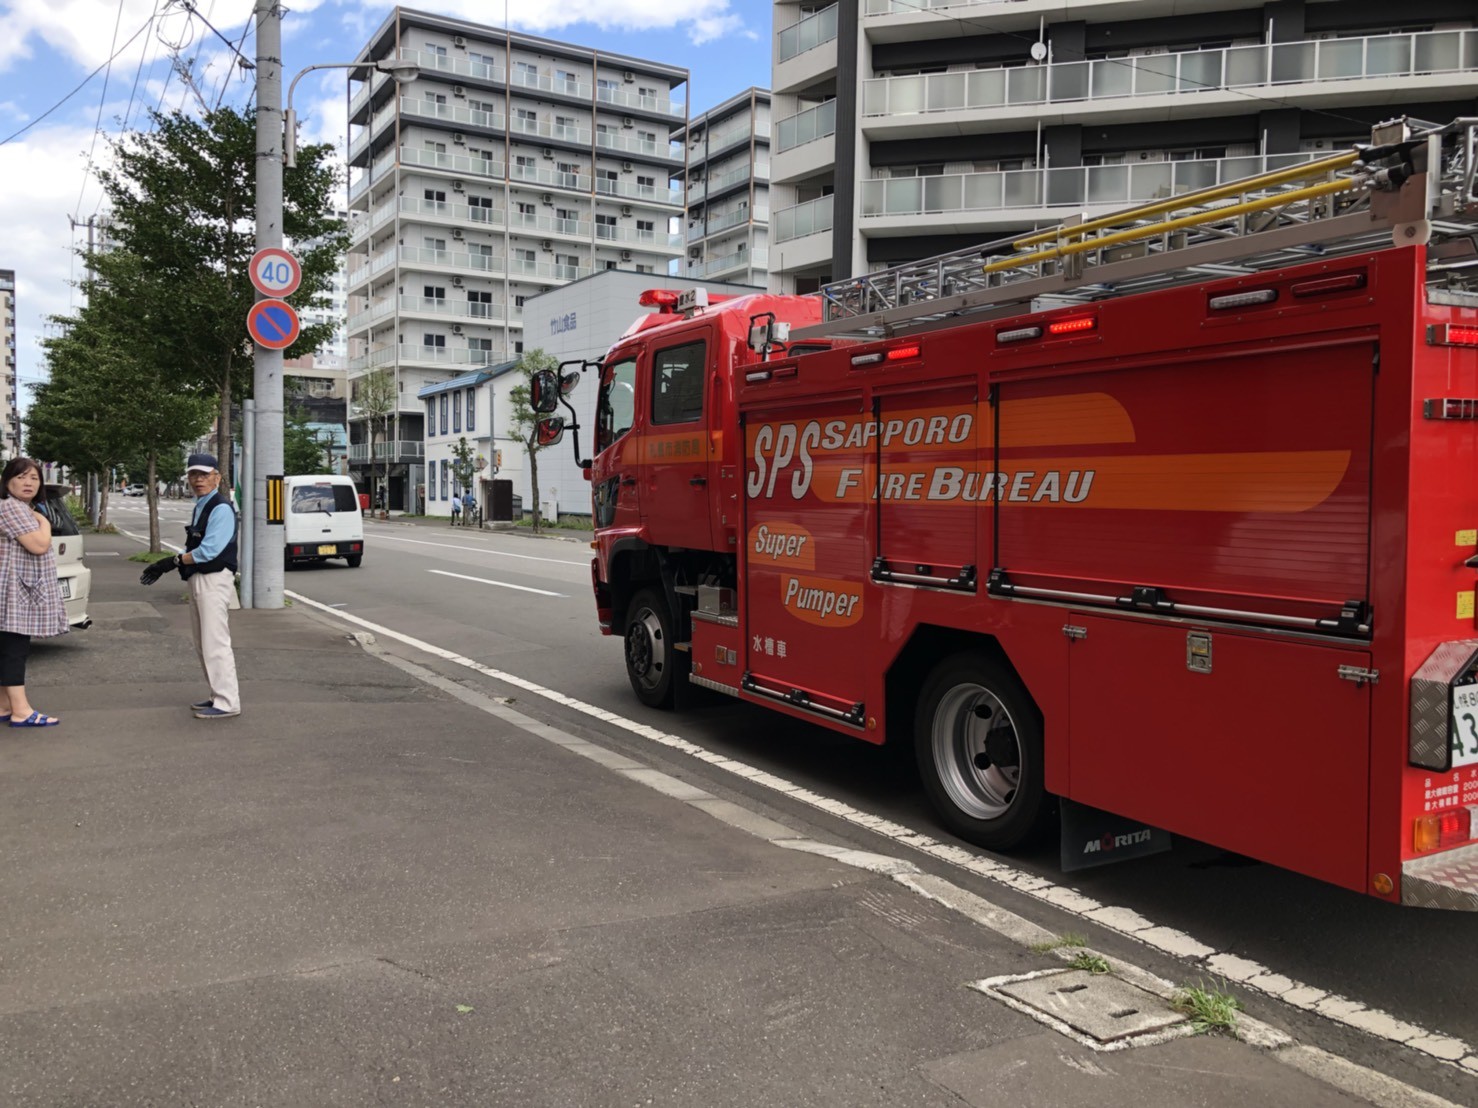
[977,969,1190,1049]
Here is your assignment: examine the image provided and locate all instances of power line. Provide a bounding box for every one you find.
[0,13,155,146]
[75,0,132,218]
[211,7,256,111]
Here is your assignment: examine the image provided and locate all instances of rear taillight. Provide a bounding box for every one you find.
[1414,808,1477,853]
[1428,324,1478,347]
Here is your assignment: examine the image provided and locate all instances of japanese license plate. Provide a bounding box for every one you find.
[58,578,71,599]
[317,544,337,556]
[1451,684,1478,768]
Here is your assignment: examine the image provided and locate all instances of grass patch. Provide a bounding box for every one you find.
[1029,933,1088,954]
[1173,980,1242,1035]
[511,514,593,533]
[1068,951,1112,975]
[129,551,176,563]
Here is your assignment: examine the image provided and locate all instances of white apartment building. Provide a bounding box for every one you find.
[1,270,16,456]
[769,0,1478,294]
[675,88,772,287]
[345,7,688,510]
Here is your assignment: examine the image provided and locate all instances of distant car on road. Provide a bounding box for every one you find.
[122,484,146,497]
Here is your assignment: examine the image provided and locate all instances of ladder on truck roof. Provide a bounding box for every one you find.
[797,117,1478,341]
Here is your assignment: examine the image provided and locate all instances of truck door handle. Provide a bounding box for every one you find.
[620,477,637,487]
[689,476,707,487]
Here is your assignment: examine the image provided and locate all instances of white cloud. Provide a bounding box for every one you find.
[0,0,160,74]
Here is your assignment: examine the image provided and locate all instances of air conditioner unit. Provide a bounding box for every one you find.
[451,228,464,239]
[620,249,632,261]
[622,70,635,82]
[452,180,465,191]
[540,193,553,204]
[452,323,463,334]
[621,116,634,128]
[452,276,464,287]
[688,247,701,258]
[452,132,466,145]
[452,85,466,97]
[452,35,466,47]
[540,239,553,250]
[620,205,632,216]
[541,147,554,158]
[620,160,632,172]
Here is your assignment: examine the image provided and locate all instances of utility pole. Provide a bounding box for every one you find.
[252,0,285,608]
[69,214,101,523]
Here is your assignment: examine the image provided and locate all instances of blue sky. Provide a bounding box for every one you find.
[0,0,775,414]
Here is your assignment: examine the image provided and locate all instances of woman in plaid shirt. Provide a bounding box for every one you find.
[0,457,68,727]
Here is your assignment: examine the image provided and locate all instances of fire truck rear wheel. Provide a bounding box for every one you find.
[624,587,682,708]
[915,652,1050,851]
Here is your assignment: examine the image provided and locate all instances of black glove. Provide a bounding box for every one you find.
[139,555,178,586]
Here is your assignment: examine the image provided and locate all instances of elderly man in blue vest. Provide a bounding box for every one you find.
[139,453,241,719]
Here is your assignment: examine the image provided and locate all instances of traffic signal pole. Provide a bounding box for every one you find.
[252,0,285,608]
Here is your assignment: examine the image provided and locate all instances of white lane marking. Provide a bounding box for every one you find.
[274,587,1478,1079]
[370,531,587,566]
[428,569,566,597]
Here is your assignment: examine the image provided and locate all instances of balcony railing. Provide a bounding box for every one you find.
[398,345,510,367]
[512,114,594,145]
[691,207,760,240]
[401,146,506,179]
[859,152,1334,218]
[400,48,505,86]
[688,163,755,204]
[400,196,508,229]
[510,212,591,238]
[511,162,593,192]
[775,100,837,153]
[689,249,767,278]
[400,295,512,322]
[347,297,396,332]
[508,258,593,282]
[594,83,683,118]
[595,129,682,160]
[349,440,426,463]
[595,177,684,206]
[774,194,834,242]
[779,3,839,63]
[512,69,593,101]
[863,29,1478,118]
[401,96,506,133]
[400,246,506,273]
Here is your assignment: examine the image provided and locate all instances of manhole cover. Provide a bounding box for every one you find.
[988,970,1188,1045]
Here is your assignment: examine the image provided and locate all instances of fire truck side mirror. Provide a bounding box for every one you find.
[536,416,566,447]
[559,370,582,397]
[530,370,561,414]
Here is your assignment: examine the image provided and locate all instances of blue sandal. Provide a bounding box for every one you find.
[11,712,59,728]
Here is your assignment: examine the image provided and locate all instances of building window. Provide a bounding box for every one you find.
[557,69,577,87]
[517,201,536,217]
[453,390,462,432]
[424,91,447,106]
[469,337,494,363]
[515,248,535,264]
[426,43,447,56]
[516,107,537,128]
[604,260,617,270]
[466,388,476,432]
[595,213,616,239]
[441,461,449,499]
[635,263,654,274]
[426,400,436,435]
[469,195,495,221]
[424,236,446,252]
[424,285,445,302]
[440,394,449,434]
[429,459,437,499]
[636,219,654,237]
[468,289,493,317]
[516,60,538,80]
[424,140,446,154]
[424,188,446,203]
[424,333,446,349]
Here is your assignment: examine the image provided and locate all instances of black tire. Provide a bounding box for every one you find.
[914,651,1052,851]
[624,586,684,708]
[346,555,362,568]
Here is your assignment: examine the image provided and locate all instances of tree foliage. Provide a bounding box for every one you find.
[284,407,326,476]
[506,348,558,532]
[92,106,346,484]
[353,369,396,509]
[449,436,477,497]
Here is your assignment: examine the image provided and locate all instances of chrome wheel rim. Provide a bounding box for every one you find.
[931,682,1021,821]
[625,605,666,692]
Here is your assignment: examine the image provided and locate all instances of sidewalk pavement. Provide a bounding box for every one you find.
[371,509,595,545]
[0,531,1407,1106]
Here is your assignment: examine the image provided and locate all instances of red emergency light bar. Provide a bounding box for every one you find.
[638,289,682,310]
[1048,315,1097,335]
[1429,324,1478,347]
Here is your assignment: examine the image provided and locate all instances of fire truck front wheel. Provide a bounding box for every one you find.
[915,653,1050,851]
[624,587,684,708]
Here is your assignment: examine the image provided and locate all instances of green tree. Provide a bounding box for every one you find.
[93,106,346,485]
[353,369,395,511]
[284,407,325,476]
[506,348,558,533]
[449,436,477,501]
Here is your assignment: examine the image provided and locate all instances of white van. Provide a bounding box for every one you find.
[283,475,364,569]
[41,486,92,627]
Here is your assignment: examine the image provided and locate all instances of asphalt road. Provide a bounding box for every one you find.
[112,500,1478,1069]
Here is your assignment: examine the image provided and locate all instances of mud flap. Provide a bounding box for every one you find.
[1060,798,1172,872]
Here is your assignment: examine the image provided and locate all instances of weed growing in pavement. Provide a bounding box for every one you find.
[1173,980,1242,1035]
[1068,951,1112,975]
[1029,933,1088,954]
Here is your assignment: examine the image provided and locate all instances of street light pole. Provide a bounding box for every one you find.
[252,0,285,609]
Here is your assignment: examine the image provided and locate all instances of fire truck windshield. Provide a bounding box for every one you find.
[597,356,637,453]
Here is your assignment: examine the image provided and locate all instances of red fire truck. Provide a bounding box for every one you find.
[533,118,1478,908]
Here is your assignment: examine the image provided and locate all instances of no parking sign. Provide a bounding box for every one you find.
[247,299,301,351]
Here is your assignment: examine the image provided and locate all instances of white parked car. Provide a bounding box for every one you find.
[40,486,91,629]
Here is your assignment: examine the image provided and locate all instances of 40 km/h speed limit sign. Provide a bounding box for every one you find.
[249,247,302,298]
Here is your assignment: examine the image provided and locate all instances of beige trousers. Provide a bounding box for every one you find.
[188,570,240,713]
